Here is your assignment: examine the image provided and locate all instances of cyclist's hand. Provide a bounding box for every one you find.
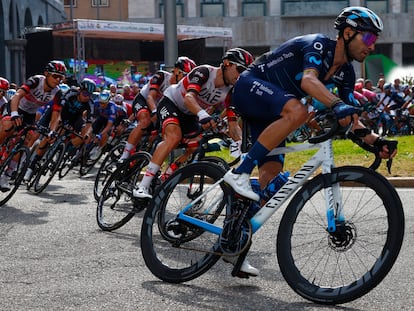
[332,101,359,127]
[10,112,22,127]
[47,130,58,142]
[373,137,398,159]
[200,116,217,131]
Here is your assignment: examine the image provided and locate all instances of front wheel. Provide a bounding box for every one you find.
[0,146,30,206]
[141,161,231,283]
[277,166,405,305]
[32,142,65,194]
[96,151,151,231]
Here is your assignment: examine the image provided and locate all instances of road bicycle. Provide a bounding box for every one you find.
[96,118,237,231]
[26,123,83,194]
[0,124,36,206]
[140,115,404,305]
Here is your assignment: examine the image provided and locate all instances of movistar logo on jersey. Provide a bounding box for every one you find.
[308,56,322,65]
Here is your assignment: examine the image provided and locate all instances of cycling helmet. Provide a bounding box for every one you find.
[334,7,383,35]
[174,56,197,73]
[222,48,254,69]
[99,90,111,103]
[113,94,124,103]
[0,77,10,91]
[5,89,16,101]
[45,60,67,76]
[59,83,70,94]
[79,78,96,94]
[383,82,392,91]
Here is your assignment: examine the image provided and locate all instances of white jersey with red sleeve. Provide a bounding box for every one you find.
[19,75,62,114]
[163,65,232,115]
[139,70,172,103]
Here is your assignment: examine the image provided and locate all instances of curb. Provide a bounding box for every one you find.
[387,177,414,188]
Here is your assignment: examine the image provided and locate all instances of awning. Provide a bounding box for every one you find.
[45,19,233,41]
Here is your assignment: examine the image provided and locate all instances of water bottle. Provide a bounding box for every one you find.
[261,171,290,202]
[247,178,262,218]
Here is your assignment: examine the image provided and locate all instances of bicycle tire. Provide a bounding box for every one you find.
[32,142,65,194]
[141,161,231,283]
[58,147,81,179]
[0,146,30,206]
[96,151,151,231]
[79,142,101,176]
[277,166,405,305]
[94,142,126,202]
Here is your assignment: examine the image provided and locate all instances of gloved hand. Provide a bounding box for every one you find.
[332,101,359,119]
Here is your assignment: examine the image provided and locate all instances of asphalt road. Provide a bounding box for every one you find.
[0,170,413,311]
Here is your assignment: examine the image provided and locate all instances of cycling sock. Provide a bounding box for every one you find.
[121,142,135,160]
[234,141,269,174]
[139,161,160,189]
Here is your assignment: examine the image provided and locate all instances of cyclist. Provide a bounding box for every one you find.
[89,89,117,160]
[24,78,96,181]
[0,61,66,191]
[222,7,397,276]
[0,77,10,116]
[117,56,197,163]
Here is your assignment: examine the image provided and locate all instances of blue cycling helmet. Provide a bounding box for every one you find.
[335,7,383,35]
[99,90,111,103]
[80,78,96,94]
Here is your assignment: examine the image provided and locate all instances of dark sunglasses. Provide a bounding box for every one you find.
[80,90,91,97]
[50,73,64,81]
[231,62,246,74]
[359,32,378,47]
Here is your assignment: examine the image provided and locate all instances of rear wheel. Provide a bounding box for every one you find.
[141,161,231,283]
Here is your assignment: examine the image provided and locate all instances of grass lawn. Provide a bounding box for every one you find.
[207,135,414,178]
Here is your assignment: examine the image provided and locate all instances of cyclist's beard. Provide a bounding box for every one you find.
[344,32,358,62]
[221,64,230,86]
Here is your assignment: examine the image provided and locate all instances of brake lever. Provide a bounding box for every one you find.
[385,141,398,174]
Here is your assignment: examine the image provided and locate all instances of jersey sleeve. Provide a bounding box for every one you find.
[149,71,165,92]
[185,66,210,93]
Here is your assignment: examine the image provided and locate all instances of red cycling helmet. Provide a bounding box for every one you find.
[175,56,197,74]
[45,61,67,76]
[222,48,254,70]
[0,77,10,91]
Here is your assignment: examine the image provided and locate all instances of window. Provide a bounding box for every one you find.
[201,0,225,17]
[92,0,109,7]
[159,0,184,18]
[363,0,389,14]
[64,0,77,6]
[406,0,414,12]
[281,0,349,16]
[242,1,266,17]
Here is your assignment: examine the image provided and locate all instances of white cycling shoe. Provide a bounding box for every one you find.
[223,256,259,278]
[223,170,260,201]
[132,186,152,199]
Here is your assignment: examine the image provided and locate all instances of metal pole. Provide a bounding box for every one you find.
[164,1,178,71]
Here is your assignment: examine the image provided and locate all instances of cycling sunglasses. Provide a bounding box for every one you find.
[360,32,378,47]
[81,90,91,97]
[230,62,246,74]
[49,73,65,81]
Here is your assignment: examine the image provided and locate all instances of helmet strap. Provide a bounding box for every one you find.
[221,63,230,86]
[343,30,358,61]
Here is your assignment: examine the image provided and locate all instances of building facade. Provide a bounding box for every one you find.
[1,0,66,84]
[62,0,414,79]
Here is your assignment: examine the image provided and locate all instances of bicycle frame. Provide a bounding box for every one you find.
[176,138,343,236]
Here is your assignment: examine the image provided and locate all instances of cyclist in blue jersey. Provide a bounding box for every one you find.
[223,7,398,276]
[89,90,117,160]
